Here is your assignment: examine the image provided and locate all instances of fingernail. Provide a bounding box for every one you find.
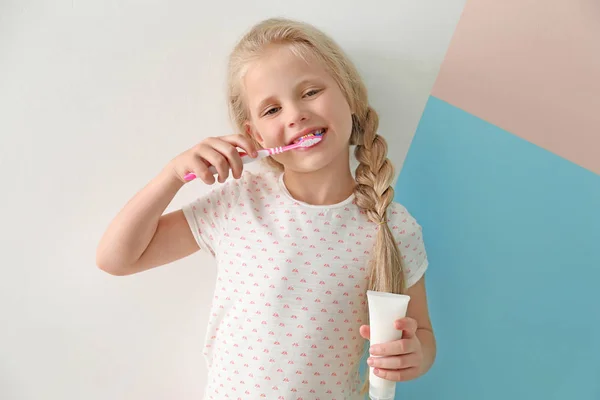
[370,346,378,354]
[374,368,380,375]
[367,358,374,366]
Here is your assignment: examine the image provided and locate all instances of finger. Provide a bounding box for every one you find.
[196,147,229,183]
[189,155,215,185]
[221,134,258,158]
[395,317,418,338]
[368,352,420,370]
[373,366,420,382]
[359,325,370,340]
[208,139,244,180]
[370,338,417,356]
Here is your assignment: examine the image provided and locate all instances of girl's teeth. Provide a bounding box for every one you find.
[293,129,324,144]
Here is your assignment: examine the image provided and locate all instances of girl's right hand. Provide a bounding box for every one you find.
[168,134,258,185]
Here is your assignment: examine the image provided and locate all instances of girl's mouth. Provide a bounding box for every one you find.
[291,128,327,145]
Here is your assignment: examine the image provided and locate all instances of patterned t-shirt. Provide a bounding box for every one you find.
[182,171,428,400]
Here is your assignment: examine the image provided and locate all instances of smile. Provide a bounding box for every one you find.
[291,128,327,145]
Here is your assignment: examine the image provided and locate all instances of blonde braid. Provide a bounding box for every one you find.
[353,107,405,294]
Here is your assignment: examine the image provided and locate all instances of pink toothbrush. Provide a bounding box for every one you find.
[183,134,323,181]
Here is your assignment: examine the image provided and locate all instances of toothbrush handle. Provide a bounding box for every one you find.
[183,149,270,181]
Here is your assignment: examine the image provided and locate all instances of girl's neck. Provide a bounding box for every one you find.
[282,158,356,206]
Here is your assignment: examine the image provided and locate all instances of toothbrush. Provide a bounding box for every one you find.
[183,133,323,181]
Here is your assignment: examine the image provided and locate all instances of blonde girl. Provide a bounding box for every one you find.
[97,17,436,400]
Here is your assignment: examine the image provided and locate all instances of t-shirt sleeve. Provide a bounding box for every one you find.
[388,203,429,288]
[181,180,240,257]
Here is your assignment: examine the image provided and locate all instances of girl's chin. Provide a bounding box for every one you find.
[283,155,339,173]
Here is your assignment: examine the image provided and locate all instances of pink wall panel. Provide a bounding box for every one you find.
[432,0,600,175]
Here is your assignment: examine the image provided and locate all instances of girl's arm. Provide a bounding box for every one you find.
[96,134,257,276]
[96,168,199,276]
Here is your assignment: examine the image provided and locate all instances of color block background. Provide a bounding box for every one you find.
[390,1,600,398]
[2,0,597,398]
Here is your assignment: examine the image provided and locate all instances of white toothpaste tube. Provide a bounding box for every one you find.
[366,290,411,400]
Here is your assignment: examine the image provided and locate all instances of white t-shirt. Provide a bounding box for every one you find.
[182,171,428,400]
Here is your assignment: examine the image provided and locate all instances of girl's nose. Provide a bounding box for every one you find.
[287,104,308,128]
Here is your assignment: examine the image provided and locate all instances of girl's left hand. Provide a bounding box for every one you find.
[359,317,423,382]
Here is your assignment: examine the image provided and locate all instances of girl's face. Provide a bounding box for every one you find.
[243,45,354,175]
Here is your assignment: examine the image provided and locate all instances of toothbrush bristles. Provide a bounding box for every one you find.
[299,136,323,147]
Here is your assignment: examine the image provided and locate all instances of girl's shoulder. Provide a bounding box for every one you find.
[238,169,281,187]
[386,201,429,283]
[207,169,281,198]
[387,201,422,231]
[227,169,282,198]
[200,169,284,215]
[386,201,427,253]
[185,170,281,217]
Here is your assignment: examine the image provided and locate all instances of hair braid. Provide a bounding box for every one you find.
[353,107,404,294]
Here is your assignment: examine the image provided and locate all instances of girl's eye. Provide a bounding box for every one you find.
[304,89,321,97]
[264,107,280,116]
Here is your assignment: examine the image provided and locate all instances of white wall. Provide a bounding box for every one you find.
[0,1,465,399]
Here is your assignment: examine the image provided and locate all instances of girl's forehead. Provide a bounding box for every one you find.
[251,46,317,75]
[244,47,328,91]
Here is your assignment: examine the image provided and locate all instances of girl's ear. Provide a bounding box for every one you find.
[244,121,264,147]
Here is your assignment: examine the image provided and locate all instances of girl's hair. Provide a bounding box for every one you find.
[226,17,405,393]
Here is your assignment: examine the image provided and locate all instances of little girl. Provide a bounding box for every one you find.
[97,17,436,400]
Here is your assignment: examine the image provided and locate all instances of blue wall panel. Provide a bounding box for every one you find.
[390,96,600,399]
